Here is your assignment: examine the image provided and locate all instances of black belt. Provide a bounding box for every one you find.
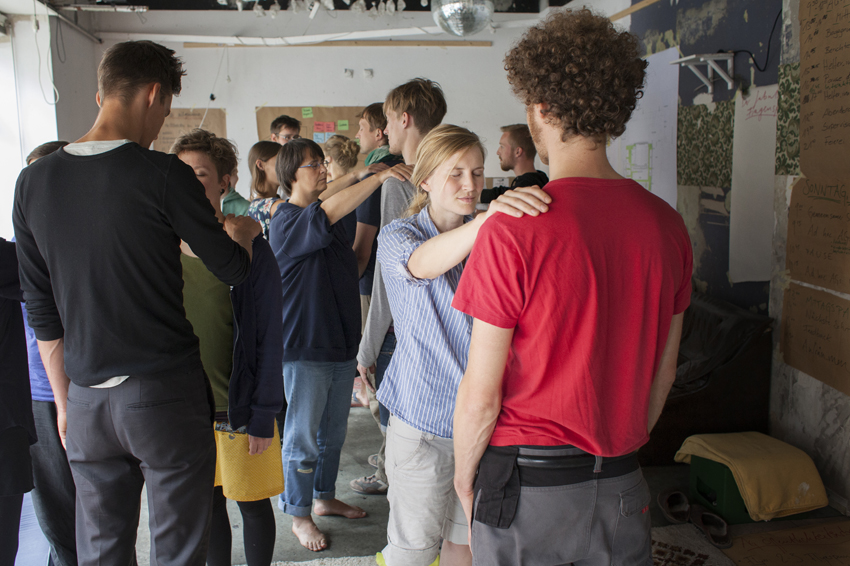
[472,446,641,529]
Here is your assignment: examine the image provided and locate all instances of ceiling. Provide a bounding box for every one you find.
[49,0,547,13]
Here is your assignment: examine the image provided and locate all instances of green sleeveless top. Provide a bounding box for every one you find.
[181,254,233,412]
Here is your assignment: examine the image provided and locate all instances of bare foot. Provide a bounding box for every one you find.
[291,516,327,552]
[314,498,367,519]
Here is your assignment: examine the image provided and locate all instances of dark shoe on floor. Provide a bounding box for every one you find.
[689,503,733,549]
[350,474,388,495]
[368,453,379,468]
[657,488,690,524]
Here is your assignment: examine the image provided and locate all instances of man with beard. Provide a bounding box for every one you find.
[481,124,548,204]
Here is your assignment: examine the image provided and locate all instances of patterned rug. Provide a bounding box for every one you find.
[652,524,736,566]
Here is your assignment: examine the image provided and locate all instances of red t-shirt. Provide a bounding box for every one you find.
[452,178,693,456]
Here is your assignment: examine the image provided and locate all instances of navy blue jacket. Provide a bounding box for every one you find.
[0,239,36,443]
[270,201,360,363]
[229,236,284,438]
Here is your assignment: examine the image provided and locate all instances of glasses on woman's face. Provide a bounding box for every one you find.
[299,160,330,171]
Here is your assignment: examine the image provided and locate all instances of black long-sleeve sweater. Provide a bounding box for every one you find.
[13,143,251,386]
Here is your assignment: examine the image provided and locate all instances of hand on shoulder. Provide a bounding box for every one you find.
[380,163,414,184]
[484,186,551,221]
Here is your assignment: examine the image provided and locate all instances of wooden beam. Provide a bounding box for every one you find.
[609,0,662,22]
[184,40,492,48]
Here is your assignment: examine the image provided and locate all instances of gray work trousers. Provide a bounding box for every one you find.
[65,368,216,566]
[471,467,652,566]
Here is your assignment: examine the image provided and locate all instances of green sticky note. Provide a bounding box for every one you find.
[337,120,349,131]
[302,107,313,119]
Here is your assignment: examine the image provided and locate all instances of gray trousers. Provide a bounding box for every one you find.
[65,368,216,566]
[471,468,652,566]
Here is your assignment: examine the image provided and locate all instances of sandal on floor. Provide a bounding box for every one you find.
[657,488,690,524]
[689,503,733,549]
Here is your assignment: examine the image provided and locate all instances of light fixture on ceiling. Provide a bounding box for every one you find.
[253,1,265,15]
[269,0,281,17]
[431,0,493,36]
[60,4,148,12]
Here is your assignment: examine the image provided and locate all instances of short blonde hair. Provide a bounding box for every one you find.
[384,78,447,136]
[324,135,360,172]
[405,124,485,218]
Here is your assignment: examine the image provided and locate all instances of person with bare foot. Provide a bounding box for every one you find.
[375,125,550,566]
[269,139,412,552]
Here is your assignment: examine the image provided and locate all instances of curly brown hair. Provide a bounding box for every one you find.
[170,129,238,181]
[504,9,646,141]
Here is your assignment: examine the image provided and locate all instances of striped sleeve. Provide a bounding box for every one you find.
[377,218,432,288]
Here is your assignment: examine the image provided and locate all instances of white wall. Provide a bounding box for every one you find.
[0,35,23,240]
[0,14,60,239]
[87,4,626,198]
[159,34,535,197]
[50,13,99,142]
[88,11,535,197]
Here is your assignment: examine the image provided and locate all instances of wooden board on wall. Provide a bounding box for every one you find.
[781,282,850,396]
[255,106,367,169]
[799,0,850,177]
[153,108,227,153]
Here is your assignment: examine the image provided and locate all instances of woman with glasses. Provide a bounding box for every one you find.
[269,139,412,552]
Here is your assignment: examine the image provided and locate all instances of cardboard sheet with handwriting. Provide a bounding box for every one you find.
[153,108,227,153]
[786,177,850,293]
[799,0,850,177]
[781,282,850,396]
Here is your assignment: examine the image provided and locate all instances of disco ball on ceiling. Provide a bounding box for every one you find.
[431,0,494,37]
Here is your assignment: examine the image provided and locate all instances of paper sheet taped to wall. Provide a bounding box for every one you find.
[781,282,850,396]
[729,85,778,283]
[153,108,227,153]
[786,177,850,294]
[799,0,850,177]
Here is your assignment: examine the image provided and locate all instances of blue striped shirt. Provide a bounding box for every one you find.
[376,207,472,439]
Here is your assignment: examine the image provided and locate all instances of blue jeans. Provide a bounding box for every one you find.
[279,359,356,517]
[375,332,396,430]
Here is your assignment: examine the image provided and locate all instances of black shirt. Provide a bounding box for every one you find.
[480,170,550,204]
[13,143,251,385]
[0,239,36,442]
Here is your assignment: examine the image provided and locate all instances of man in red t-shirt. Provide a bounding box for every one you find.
[452,9,693,566]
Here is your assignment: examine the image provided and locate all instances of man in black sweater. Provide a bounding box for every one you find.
[480,123,549,204]
[13,41,260,566]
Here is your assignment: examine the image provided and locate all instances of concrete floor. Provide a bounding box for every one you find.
[88,407,849,565]
[135,405,389,566]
